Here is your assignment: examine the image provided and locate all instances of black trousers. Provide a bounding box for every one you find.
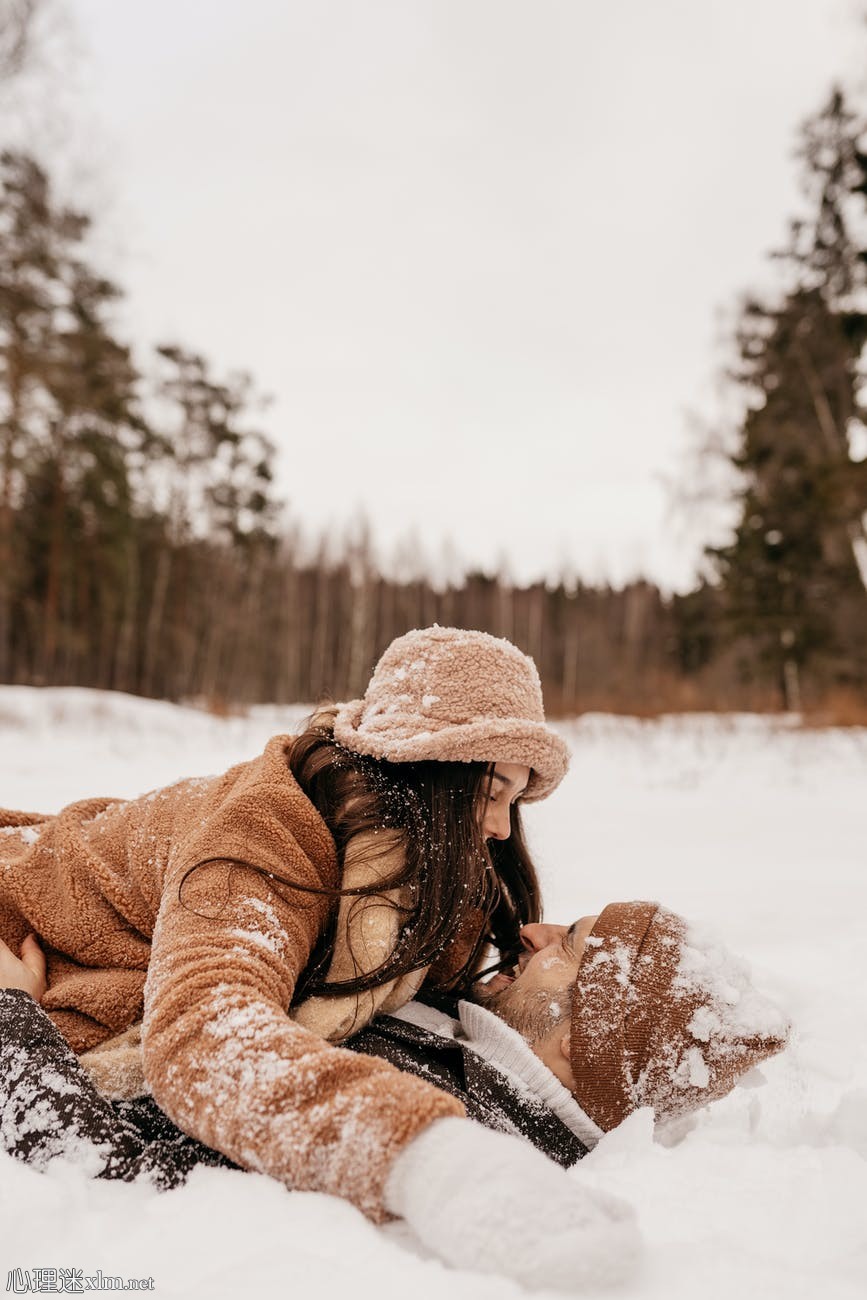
[0,989,238,1188]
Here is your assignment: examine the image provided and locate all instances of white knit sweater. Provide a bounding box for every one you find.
[391,999,604,1150]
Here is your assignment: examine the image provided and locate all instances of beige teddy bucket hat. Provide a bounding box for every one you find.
[332,625,569,800]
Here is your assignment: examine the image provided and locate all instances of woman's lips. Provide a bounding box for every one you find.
[484,970,516,994]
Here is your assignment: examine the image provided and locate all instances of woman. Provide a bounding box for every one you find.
[0,626,638,1291]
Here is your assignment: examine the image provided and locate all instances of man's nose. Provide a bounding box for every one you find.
[519,922,569,955]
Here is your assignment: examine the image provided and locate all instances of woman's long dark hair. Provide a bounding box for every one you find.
[182,706,542,1000]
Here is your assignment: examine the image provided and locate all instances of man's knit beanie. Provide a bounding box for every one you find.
[333,626,569,801]
[569,902,790,1131]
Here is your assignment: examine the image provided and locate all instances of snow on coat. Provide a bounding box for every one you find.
[0,735,471,1221]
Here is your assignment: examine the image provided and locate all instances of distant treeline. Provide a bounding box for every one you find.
[0,507,791,715]
[2,86,867,717]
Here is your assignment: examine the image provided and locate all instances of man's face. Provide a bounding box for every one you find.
[473,916,599,1045]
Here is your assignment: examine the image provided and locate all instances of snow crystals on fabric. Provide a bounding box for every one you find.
[570,903,790,1131]
[1,1040,112,1178]
[0,825,40,844]
[675,922,789,1041]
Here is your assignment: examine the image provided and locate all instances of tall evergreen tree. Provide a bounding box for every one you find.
[38,260,145,678]
[150,344,279,545]
[139,345,280,696]
[0,151,86,676]
[0,151,147,683]
[709,90,867,706]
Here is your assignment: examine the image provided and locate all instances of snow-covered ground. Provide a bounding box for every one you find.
[1,687,864,1299]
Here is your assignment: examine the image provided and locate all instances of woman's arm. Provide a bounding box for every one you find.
[141,841,465,1223]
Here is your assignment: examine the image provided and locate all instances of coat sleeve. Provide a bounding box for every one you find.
[140,821,465,1223]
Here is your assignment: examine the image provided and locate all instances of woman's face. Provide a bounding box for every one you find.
[481,763,530,842]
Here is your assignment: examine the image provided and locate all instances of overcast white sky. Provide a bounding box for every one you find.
[15,0,867,589]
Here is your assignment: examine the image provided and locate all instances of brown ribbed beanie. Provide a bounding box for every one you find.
[569,902,790,1131]
[333,626,569,800]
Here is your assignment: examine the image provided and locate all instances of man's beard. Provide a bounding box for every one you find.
[475,979,569,1044]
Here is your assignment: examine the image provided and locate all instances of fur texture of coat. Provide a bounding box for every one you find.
[0,735,475,1221]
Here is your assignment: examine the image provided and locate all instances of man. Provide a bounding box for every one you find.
[0,900,789,1184]
[351,901,790,1159]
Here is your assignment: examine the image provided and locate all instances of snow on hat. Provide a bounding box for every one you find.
[332,626,570,801]
[569,902,791,1131]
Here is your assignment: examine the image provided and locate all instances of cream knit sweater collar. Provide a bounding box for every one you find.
[393,999,603,1150]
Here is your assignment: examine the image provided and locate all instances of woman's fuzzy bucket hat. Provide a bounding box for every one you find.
[333,625,569,800]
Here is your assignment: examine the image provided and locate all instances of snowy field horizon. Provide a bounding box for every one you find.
[0,686,864,1299]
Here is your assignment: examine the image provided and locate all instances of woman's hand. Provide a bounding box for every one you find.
[385,1116,641,1291]
[0,933,47,1001]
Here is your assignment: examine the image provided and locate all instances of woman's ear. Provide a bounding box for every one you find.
[558,1030,571,1064]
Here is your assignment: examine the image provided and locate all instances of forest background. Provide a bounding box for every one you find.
[2,0,867,718]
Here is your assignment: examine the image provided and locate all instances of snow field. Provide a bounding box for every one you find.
[0,688,865,1299]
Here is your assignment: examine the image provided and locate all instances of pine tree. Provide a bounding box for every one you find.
[0,151,147,683]
[150,344,279,545]
[0,151,87,677]
[140,345,280,697]
[709,90,867,706]
[39,260,145,678]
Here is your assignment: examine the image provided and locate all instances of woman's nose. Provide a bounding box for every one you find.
[482,806,511,842]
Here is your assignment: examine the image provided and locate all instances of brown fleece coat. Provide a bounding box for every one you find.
[0,735,471,1221]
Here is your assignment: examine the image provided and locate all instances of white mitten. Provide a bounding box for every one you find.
[384,1117,641,1291]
